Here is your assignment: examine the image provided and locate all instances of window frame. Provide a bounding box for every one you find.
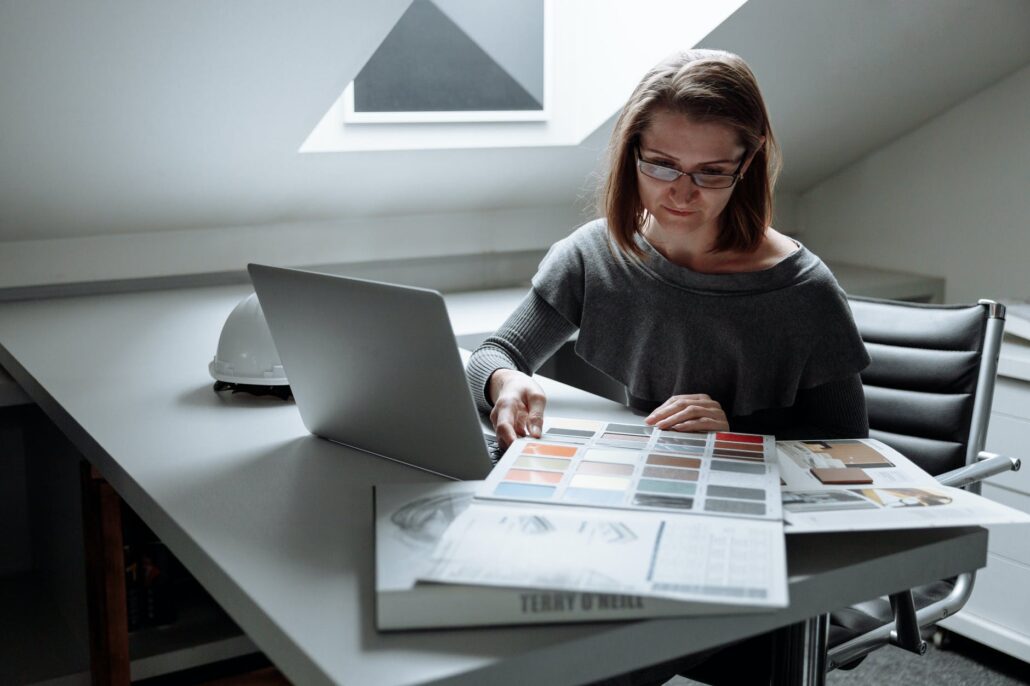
[342,0,553,125]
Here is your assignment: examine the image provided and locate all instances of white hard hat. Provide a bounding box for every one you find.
[209,293,290,394]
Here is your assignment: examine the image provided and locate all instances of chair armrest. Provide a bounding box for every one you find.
[936,452,1021,489]
[828,573,977,670]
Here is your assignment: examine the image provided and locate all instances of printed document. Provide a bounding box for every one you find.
[418,499,788,607]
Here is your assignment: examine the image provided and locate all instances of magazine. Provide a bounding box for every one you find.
[776,438,1030,533]
[373,481,774,630]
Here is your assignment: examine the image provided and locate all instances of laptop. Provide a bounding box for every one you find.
[248,263,500,481]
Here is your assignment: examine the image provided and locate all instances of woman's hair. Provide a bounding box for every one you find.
[600,49,781,256]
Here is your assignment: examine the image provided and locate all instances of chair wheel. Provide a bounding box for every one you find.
[931,628,953,650]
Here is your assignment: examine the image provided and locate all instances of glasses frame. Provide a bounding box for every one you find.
[635,150,748,189]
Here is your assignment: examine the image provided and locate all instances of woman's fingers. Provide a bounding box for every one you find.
[644,394,728,432]
[659,405,726,431]
[490,398,521,447]
[668,414,729,433]
[491,421,514,448]
[524,387,546,438]
[490,373,547,447]
[645,395,717,427]
[648,394,713,415]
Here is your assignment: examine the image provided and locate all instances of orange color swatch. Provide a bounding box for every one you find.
[522,442,578,458]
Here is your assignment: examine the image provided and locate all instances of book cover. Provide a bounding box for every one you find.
[374,481,759,631]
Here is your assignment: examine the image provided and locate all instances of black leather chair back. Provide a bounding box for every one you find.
[847,296,988,476]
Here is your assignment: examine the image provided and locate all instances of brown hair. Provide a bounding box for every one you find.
[600,50,781,257]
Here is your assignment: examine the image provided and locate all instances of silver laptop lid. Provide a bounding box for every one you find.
[248,264,493,481]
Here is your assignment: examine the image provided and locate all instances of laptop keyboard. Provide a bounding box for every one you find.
[485,436,504,464]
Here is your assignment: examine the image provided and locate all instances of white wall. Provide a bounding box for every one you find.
[0,0,730,291]
[0,205,587,290]
[2,1,1026,292]
[773,191,800,236]
[800,64,1030,304]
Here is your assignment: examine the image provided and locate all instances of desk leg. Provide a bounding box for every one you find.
[81,462,131,686]
[771,614,828,686]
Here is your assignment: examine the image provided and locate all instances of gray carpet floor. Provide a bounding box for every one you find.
[666,632,1030,686]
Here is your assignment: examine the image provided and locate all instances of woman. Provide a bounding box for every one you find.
[468,48,870,685]
[467,49,870,450]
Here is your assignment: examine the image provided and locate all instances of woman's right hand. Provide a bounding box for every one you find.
[488,369,547,448]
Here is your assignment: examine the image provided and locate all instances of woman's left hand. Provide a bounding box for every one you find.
[643,393,729,432]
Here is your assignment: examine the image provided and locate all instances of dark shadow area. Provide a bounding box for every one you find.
[822,629,1030,686]
[134,653,279,685]
[178,383,294,410]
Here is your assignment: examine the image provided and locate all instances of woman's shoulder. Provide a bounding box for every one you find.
[745,228,798,271]
[774,237,836,285]
[564,218,611,248]
[543,218,616,262]
[760,239,847,305]
[532,220,616,319]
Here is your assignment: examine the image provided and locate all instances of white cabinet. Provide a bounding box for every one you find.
[941,339,1030,663]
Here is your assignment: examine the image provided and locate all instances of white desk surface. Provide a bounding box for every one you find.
[0,285,987,686]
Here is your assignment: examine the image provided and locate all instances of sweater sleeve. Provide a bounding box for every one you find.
[776,373,869,440]
[796,273,871,391]
[465,290,579,413]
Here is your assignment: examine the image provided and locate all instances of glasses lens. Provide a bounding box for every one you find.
[638,160,681,182]
[693,173,736,189]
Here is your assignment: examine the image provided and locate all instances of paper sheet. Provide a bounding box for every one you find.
[419,499,788,607]
[777,439,1030,532]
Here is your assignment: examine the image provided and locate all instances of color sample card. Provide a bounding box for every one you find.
[479,418,781,520]
[810,467,873,485]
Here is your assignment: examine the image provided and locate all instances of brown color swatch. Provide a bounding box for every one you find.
[810,467,873,485]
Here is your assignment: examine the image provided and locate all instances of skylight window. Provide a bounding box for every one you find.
[343,0,551,123]
[301,0,746,152]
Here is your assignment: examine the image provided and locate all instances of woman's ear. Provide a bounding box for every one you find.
[740,136,767,177]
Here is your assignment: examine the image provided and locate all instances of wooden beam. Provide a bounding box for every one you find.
[80,462,130,685]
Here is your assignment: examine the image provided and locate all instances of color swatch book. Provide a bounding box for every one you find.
[374,481,773,631]
[477,417,782,521]
[419,419,789,609]
[776,438,1030,533]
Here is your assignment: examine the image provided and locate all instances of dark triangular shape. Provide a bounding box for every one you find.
[354,0,542,112]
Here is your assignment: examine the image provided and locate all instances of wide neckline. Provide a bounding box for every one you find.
[631,231,816,294]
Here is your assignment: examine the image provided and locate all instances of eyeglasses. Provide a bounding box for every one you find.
[636,154,746,189]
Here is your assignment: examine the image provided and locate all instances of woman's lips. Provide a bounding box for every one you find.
[662,205,696,216]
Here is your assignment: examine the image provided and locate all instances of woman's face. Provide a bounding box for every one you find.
[636,109,749,241]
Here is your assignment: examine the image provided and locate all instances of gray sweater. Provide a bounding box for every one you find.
[467,220,871,439]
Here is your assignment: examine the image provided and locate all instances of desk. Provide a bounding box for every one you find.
[0,285,987,686]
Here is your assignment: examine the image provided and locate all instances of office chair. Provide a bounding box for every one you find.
[532,295,1019,684]
[808,296,1021,678]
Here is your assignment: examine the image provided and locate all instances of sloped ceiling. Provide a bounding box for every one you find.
[0,0,410,240]
[699,0,1030,190]
[1,0,1028,243]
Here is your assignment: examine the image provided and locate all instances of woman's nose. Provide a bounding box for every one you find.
[670,176,700,198]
